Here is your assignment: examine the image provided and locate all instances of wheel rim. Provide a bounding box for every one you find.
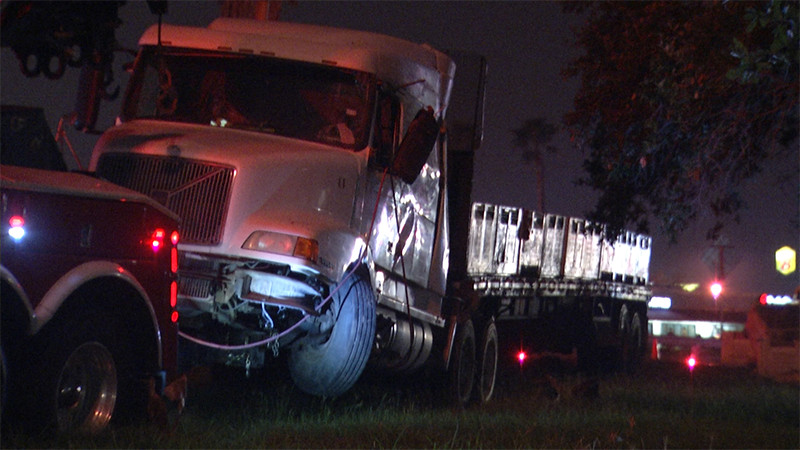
[478,324,498,403]
[451,320,476,406]
[56,342,117,434]
[618,306,631,368]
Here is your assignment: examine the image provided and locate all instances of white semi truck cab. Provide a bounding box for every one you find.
[90,18,460,398]
[90,17,652,404]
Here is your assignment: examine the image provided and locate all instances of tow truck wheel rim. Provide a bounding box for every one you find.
[56,341,117,434]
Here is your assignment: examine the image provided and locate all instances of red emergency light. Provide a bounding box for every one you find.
[151,228,166,251]
[517,350,527,367]
[686,355,697,371]
[170,231,179,273]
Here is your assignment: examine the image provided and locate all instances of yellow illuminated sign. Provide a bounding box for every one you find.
[680,283,699,292]
[775,246,796,276]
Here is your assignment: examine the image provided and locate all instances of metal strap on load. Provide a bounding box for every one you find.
[471,275,652,302]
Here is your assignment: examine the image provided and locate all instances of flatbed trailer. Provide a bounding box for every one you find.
[464,203,652,372]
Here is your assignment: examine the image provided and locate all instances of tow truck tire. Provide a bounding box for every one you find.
[448,319,476,407]
[29,315,119,435]
[1,345,6,420]
[288,271,376,398]
[476,319,498,404]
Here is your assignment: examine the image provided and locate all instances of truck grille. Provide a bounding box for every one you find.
[178,276,214,299]
[96,153,234,245]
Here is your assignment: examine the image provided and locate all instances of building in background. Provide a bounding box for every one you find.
[648,286,799,382]
[648,290,747,366]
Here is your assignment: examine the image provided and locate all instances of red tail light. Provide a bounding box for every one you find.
[8,215,25,240]
[171,248,178,273]
[517,350,527,367]
[9,215,24,227]
[150,228,166,251]
[170,281,178,308]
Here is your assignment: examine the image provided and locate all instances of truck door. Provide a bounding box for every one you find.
[366,92,440,295]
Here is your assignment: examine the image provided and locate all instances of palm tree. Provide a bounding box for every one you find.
[511,118,558,212]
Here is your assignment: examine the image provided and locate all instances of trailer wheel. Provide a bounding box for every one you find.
[28,315,119,435]
[625,312,645,373]
[448,319,476,407]
[476,319,498,404]
[616,305,631,371]
[288,271,376,398]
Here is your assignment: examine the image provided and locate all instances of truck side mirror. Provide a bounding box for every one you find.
[391,107,439,184]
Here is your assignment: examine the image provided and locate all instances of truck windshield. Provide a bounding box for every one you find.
[122,47,376,150]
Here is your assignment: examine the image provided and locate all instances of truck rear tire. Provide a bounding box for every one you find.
[448,319,476,407]
[1,345,6,420]
[615,305,631,372]
[624,312,645,373]
[618,305,645,373]
[476,319,498,404]
[288,271,376,398]
[28,315,119,435]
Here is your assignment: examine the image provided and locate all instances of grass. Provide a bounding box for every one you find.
[3,356,798,449]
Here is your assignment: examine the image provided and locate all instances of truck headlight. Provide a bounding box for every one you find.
[242,231,318,262]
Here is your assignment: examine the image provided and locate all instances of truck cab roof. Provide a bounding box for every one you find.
[139,18,454,113]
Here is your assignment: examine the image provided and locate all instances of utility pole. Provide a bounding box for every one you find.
[710,243,732,336]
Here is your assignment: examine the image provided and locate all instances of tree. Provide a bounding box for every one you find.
[512,118,558,212]
[563,1,798,241]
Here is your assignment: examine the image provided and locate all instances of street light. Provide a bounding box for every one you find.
[710,281,722,300]
[710,280,723,338]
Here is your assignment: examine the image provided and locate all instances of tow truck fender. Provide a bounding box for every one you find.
[30,260,160,339]
[0,265,35,334]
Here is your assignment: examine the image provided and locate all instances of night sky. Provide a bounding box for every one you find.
[2,1,797,308]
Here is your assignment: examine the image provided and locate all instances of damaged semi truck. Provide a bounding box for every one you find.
[89,17,651,404]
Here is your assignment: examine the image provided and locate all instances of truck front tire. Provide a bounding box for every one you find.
[288,271,376,398]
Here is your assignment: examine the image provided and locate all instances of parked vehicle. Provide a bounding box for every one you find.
[89,18,651,404]
[1,154,181,433]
